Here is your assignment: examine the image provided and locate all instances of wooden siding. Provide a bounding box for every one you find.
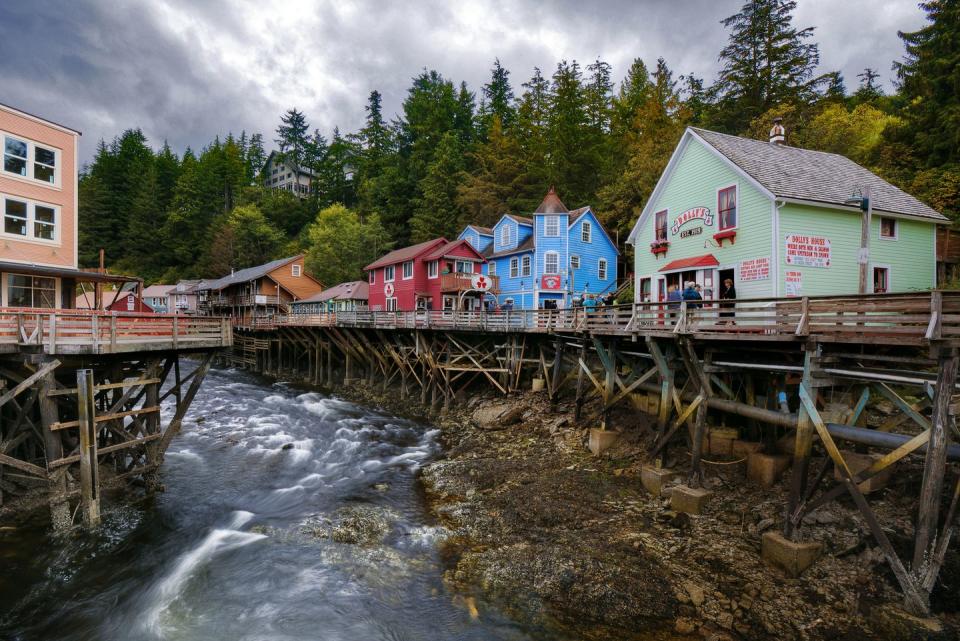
[268,256,323,300]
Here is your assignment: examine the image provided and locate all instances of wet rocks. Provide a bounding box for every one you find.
[330,505,397,545]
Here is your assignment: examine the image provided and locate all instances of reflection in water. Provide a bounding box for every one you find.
[0,367,538,641]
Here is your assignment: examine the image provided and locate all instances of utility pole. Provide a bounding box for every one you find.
[857,186,873,294]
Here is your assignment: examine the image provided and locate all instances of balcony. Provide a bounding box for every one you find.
[440,272,499,293]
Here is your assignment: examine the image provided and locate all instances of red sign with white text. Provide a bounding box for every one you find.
[540,275,562,290]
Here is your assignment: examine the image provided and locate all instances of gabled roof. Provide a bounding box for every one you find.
[488,236,536,259]
[568,206,590,226]
[262,151,316,177]
[567,206,621,255]
[690,127,945,221]
[203,255,302,291]
[364,238,448,270]
[534,186,568,214]
[464,224,494,236]
[296,280,369,304]
[505,214,533,226]
[422,239,486,262]
[142,284,176,297]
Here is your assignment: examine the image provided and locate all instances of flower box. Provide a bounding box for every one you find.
[713,229,737,246]
[650,242,670,256]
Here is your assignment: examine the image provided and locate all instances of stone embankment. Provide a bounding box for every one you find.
[332,382,958,641]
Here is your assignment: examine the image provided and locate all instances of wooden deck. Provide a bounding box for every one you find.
[267,291,959,346]
[0,308,232,355]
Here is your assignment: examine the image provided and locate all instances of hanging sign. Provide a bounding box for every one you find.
[540,274,562,290]
[471,274,492,291]
[671,207,714,235]
[739,257,770,281]
[785,270,803,297]
[785,235,831,268]
[384,282,395,297]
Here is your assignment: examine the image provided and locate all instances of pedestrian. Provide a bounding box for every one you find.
[682,281,702,309]
[719,278,736,324]
[583,294,598,310]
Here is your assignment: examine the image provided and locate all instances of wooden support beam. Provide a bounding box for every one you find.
[785,347,818,539]
[158,351,214,454]
[0,360,60,410]
[76,369,100,526]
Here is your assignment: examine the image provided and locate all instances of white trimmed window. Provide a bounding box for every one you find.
[545,215,559,237]
[718,185,737,231]
[456,260,472,273]
[384,265,395,282]
[570,255,580,269]
[7,273,56,308]
[500,224,510,247]
[386,297,397,311]
[3,196,58,242]
[292,264,302,277]
[369,271,375,284]
[598,258,608,280]
[521,255,531,277]
[581,221,592,243]
[510,257,519,278]
[544,251,559,274]
[880,217,898,240]
[3,134,59,186]
[402,261,414,279]
[427,260,438,278]
[488,261,496,276]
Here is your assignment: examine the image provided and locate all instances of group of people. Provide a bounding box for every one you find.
[573,292,617,309]
[666,278,737,321]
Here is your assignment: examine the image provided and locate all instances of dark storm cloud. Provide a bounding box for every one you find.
[0,1,927,165]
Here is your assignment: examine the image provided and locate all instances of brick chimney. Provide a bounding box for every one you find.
[769,117,786,145]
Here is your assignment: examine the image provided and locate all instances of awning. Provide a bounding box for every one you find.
[0,261,140,284]
[659,254,719,272]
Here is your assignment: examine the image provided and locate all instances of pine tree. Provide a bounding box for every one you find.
[853,68,884,104]
[246,133,266,183]
[454,81,476,146]
[479,59,516,137]
[547,60,594,204]
[710,0,828,133]
[275,108,311,173]
[409,132,465,242]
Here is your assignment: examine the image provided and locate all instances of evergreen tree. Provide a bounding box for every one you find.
[547,60,594,204]
[409,132,465,242]
[454,81,476,146]
[853,68,883,104]
[710,0,827,132]
[479,59,516,136]
[275,108,311,173]
[154,141,181,214]
[246,133,266,183]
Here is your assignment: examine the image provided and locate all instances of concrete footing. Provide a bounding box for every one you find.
[707,427,739,456]
[731,439,763,459]
[531,377,545,392]
[588,429,619,456]
[641,466,679,497]
[761,531,822,577]
[834,450,894,493]
[747,453,792,487]
[671,484,713,515]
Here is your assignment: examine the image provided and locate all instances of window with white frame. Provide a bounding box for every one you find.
[3,134,59,186]
[427,260,438,278]
[880,217,898,240]
[402,261,414,279]
[488,261,496,276]
[544,251,559,274]
[521,255,531,277]
[544,215,559,237]
[718,185,737,230]
[3,196,57,242]
[570,255,580,269]
[456,260,472,273]
[510,257,519,278]
[581,221,592,243]
[369,270,375,284]
[598,258,608,280]
[500,224,510,247]
[386,297,397,311]
[7,274,56,308]
[384,265,395,282]
[292,264,302,277]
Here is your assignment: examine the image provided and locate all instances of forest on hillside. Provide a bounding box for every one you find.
[78,0,960,287]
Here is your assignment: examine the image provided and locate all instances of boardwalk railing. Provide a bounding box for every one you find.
[263,291,960,345]
[0,308,232,354]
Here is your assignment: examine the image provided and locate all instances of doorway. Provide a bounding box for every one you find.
[718,268,735,300]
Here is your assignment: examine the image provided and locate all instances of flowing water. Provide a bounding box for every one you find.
[0,366,544,641]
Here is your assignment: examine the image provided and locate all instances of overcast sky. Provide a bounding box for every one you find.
[0,0,927,165]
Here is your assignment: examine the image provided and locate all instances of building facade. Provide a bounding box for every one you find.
[142,284,176,313]
[459,188,620,309]
[291,280,369,314]
[261,151,313,198]
[365,238,490,312]
[627,126,948,302]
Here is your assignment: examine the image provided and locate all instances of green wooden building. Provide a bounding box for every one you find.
[627,125,949,302]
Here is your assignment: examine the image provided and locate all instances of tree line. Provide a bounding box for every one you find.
[78,0,960,286]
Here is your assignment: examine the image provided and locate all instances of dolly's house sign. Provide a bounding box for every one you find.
[785,234,831,268]
[671,207,714,235]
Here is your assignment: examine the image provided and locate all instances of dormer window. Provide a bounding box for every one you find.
[500,224,510,247]
[581,221,592,243]
[292,264,302,277]
[545,216,559,237]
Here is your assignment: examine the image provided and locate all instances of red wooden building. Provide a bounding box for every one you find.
[364,238,496,311]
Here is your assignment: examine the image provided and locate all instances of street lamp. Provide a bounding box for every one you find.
[845,187,872,294]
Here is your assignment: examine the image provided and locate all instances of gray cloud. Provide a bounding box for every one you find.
[0,0,927,165]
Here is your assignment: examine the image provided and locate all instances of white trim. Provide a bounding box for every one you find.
[0,130,62,190]
[499,222,510,248]
[73,131,78,268]
[369,270,375,284]
[401,260,414,280]
[544,250,559,275]
[0,103,81,136]
[509,256,519,278]
[878,216,899,241]
[716,183,739,232]
[427,260,439,279]
[570,255,580,269]
[598,257,608,281]
[291,264,302,277]
[544,215,560,237]
[870,263,892,293]
[384,265,395,283]
[653,209,669,243]
[0,192,61,246]
[521,254,531,277]
[487,261,496,277]
[2,271,61,308]
[772,200,783,296]
[581,220,592,243]
[778,197,949,224]
[385,296,397,311]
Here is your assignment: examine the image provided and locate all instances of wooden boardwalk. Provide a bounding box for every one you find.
[260,291,959,346]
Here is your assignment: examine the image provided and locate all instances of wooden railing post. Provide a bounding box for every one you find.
[47,312,56,352]
[173,315,179,349]
[91,314,100,351]
[109,315,117,351]
[926,291,943,341]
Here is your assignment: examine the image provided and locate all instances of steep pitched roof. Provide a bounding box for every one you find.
[506,214,534,225]
[297,280,369,304]
[487,236,536,259]
[204,255,302,291]
[690,127,946,221]
[465,224,494,235]
[568,206,590,226]
[364,238,448,270]
[422,239,486,261]
[534,186,568,214]
[142,284,176,298]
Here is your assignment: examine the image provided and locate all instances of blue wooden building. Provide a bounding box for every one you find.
[458,188,619,309]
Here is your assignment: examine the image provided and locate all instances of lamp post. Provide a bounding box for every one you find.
[846,187,872,294]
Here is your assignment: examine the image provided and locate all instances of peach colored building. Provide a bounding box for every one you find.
[0,103,129,308]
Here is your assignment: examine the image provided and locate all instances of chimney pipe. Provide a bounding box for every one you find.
[769,117,786,145]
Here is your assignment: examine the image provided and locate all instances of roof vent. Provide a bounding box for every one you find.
[769,117,786,145]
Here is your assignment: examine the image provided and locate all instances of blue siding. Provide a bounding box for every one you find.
[490,249,536,307]
[458,226,493,253]
[534,213,568,307]
[567,209,619,299]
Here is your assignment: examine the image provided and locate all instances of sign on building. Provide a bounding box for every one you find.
[785,235,831,268]
[785,270,803,297]
[739,257,770,281]
[471,274,493,291]
[671,207,714,235]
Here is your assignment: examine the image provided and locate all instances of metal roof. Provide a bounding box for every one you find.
[202,255,302,291]
[364,238,448,271]
[295,280,369,304]
[534,187,568,214]
[422,239,486,262]
[487,236,535,259]
[690,128,947,221]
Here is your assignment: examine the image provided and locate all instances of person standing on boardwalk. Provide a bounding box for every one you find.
[719,278,736,324]
[682,281,702,308]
